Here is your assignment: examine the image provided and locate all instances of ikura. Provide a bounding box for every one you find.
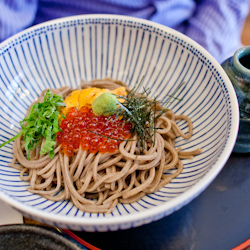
[56,107,131,156]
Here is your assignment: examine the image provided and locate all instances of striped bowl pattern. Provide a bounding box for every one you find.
[0,15,238,232]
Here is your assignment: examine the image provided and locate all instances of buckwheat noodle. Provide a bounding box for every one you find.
[10,78,201,213]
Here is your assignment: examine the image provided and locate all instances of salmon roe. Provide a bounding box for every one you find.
[56,107,131,156]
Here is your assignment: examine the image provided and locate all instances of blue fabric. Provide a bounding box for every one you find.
[0,0,249,62]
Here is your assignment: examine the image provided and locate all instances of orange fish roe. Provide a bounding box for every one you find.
[56,107,131,156]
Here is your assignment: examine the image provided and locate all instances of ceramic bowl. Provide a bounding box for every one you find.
[221,46,250,153]
[0,224,85,249]
[0,14,239,231]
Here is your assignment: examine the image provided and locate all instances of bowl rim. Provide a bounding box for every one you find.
[0,14,239,227]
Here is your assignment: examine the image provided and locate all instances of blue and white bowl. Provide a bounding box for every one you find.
[0,15,239,231]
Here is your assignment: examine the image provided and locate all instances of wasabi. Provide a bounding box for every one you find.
[92,92,117,116]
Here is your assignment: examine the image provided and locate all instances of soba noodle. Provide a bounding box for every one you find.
[10,78,201,213]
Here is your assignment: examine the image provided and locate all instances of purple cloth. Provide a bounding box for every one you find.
[0,0,249,62]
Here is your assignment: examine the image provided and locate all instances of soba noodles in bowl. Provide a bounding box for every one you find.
[0,15,239,231]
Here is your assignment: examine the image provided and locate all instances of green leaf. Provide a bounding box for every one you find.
[0,90,65,159]
[40,140,56,156]
[52,111,60,134]
[0,131,23,149]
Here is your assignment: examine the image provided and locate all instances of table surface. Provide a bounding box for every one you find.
[73,152,250,250]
